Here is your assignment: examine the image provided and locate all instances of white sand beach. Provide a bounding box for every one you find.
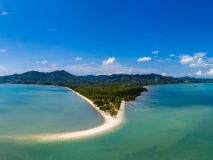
[34,87,126,142]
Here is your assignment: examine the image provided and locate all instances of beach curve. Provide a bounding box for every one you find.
[30,87,125,142]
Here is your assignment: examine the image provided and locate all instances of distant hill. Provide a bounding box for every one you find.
[0,70,213,85]
[0,70,89,85]
[80,74,181,85]
[178,76,213,83]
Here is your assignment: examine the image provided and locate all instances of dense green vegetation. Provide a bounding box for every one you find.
[66,85,148,116]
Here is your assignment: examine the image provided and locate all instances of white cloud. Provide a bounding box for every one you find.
[137,57,152,62]
[42,61,48,64]
[179,55,194,64]
[205,68,213,76]
[179,52,210,68]
[170,54,175,57]
[195,70,202,76]
[102,57,116,65]
[75,57,82,60]
[1,12,9,15]
[194,52,206,58]
[152,51,159,54]
[189,58,208,67]
[161,73,167,76]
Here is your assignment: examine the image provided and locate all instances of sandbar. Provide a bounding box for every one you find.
[20,87,125,142]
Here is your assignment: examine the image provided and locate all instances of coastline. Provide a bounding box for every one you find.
[29,87,125,142]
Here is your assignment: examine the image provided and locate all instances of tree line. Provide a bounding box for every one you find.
[66,84,148,116]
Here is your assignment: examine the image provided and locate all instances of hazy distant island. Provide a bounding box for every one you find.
[0,70,213,116]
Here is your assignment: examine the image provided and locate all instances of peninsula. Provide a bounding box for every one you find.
[1,70,213,141]
[11,84,147,141]
[36,89,126,141]
[67,85,147,116]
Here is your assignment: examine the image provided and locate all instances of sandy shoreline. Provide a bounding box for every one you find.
[28,87,125,142]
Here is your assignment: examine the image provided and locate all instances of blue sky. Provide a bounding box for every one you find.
[1,0,213,77]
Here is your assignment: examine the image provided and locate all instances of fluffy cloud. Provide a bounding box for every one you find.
[152,51,159,54]
[161,73,167,76]
[42,61,48,64]
[179,55,194,64]
[75,57,82,60]
[137,57,152,62]
[205,68,213,76]
[102,57,116,65]
[194,69,213,76]
[189,59,208,67]
[179,52,209,67]
[170,54,175,57]
[195,70,202,76]
[194,52,206,58]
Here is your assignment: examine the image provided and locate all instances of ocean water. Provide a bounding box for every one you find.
[0,84,213,160]
[0,84,103,139]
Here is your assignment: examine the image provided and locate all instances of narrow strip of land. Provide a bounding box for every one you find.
[13,88,125,142]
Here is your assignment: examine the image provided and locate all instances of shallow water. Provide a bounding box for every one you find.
[0,84,103,137]
[1,83,213,160]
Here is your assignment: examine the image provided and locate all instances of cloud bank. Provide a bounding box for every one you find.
[179,52,211,67]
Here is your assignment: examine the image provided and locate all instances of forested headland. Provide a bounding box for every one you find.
[66,85,148,116]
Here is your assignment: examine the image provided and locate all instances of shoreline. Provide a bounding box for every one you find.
[18,87,125,142]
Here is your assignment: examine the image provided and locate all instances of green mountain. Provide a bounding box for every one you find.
[81,74,181,85]
[0,70,213,85]
[0,70,89,85]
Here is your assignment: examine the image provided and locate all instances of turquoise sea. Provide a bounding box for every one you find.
[0,84,213,160]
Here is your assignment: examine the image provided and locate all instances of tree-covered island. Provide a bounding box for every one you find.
[65,85,148,116]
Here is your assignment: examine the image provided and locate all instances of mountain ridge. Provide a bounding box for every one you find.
[0,70,213,85]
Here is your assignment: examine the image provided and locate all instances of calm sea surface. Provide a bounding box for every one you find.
[0,84,103,137]
[0,84,213,160]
